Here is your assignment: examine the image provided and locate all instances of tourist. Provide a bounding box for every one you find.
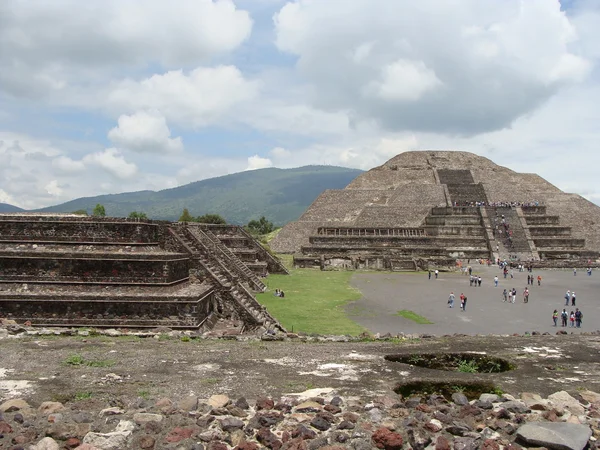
[280,290,285,298]
[274,289,281,297]
[564,290,571,306]
[570,311,575,327]
[561,309,568,327]
[510,269,514,279]
[573,268,577,276]
[448,292,455,308]
[571,291,576,306]
[537,275,542,286]
[477,276,482,287]
[552,310,558,327]
[527,274,531,285]
[462,295,467,312]
[502,289,508,302]
[587,267,592,276]
[469,275,473,287]
[459,293,465,311]
[428,270,431,280]
[523,287,529,303]
[435,269,439,279]
[511,288,517,304]
[494,276,498,287]
[575,308,583,328]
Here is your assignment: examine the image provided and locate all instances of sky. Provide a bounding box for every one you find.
[1,0,599,209]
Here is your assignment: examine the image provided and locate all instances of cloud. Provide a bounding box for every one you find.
[106,66,259,128]
[0,189,16,205]
[83,148,138,179]
[52,156,86,174]
[270,147,291,159]
[45,180,63,197]
[0,0,252,98]
[246,155,273,170]
[108,110,183,153]
[274,0,592,134]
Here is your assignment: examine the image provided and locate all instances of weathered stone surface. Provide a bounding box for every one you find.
[133,413,164,424]
[371,427,403,450]
[295,401,322,413]
[208,395,231,409]
[516,422,592,450]
[0,399,30,413]
[220,417,245,432]
[82,420,135,450]
[451,393,469,406]
[547,391,586,416]
[29,437,60,450]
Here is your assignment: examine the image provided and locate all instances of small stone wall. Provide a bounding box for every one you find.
[0,256,189,284]
[0,220,160,243]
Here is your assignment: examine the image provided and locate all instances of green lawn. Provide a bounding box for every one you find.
[394,309,434,324]
[256,262,365,335]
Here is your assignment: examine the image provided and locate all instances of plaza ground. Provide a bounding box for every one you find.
[347,264,600,335]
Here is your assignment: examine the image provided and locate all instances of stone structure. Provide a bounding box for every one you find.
[0,214,287,330]
[272,151,600,269]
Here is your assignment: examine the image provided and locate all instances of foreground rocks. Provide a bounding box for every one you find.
[0,388,599,450]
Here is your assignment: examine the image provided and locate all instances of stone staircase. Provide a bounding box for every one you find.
[168,226,283,332]
[189,225,266,292]
[485,207,535,261]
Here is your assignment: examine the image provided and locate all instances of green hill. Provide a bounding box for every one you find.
[36,165,363,225]
[0,203,24,213]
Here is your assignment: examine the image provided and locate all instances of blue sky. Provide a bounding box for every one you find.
[1,0,599,209]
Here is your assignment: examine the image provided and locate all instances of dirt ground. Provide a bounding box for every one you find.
[2,333,600,407]
[347,265,600,335]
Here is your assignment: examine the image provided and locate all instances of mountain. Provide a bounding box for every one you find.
[36,166,364,225]
[0,203,24,213]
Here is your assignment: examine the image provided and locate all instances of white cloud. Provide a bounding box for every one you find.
[246,155,273,170]
[365,59,442,102]
[45,180,63,197]
[83,148,138,180]
[0,189,16,205]
[106,66,259,128]
[0,0,252,98]
[52,156,86,174]
[108,110,183,153]
[270,147,291,159]
[274,0,592,133]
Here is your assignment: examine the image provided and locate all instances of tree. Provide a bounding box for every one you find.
[72,209,88,216]
[128,211,148,220]
[196,214,226,224]
[246,216,274,235]
[92,204,106,217]
[179,208,193,222]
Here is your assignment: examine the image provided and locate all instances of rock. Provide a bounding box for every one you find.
[310,416,331,431]
[13,413,24,424]
[133,413,164,424]
[446,423,472,436]
[516,422,592,450]
[0,421,13,433]
[367,408,383,423]
[208,395,230,409]
[220,417,245,432]
[407,428,432,450]
[208,441,229,450]
[64,437,81,449]
[481,439,501,450]
[295,401,322,413]
[548,391,586,416]
[0,399,30,413]
[281,437,308,450]
[337,421,355,430]
[521,392,550,410]
[424,419,442,433]
[501,401,530,414]
[99,407,124,416]
[473,400,493,410]
[29,437,60,450]
[137,435,155,449]
[435,435,451,450]
[234,443,260,450]
[164,427,198,443]
[330,397,343,407]
[579,390,600,405]
[371,427,403,450]
[82,420,135,450]
[479,394,499,403]
[452,393,469,406]
[307,436,329,450]
[453,437,479,450]
[405,396,422,408]
[256,427,282,450]
[292,424,317,440]
[235,397,250,410]
[178,396,199,411]
[45,422,90,440]
[256,397,275,410]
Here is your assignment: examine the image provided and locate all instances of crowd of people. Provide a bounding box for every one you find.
[452,201,541,208]
[438,257,590,330]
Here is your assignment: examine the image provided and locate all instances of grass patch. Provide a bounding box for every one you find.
[64,354,115,368]
[75,392,93,400]
[256,261,365,335]
[394,310,434,324]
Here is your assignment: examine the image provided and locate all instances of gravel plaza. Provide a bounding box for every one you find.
[347,264,600,335]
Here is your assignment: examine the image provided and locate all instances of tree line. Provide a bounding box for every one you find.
[74,205,275,235]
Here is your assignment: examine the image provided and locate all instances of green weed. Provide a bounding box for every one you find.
[394,310,434,324]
